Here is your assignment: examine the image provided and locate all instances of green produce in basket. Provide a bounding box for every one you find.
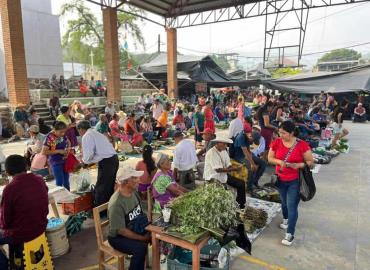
[169,183,239,235]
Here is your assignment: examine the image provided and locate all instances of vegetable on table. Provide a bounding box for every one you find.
[169,183,239,235]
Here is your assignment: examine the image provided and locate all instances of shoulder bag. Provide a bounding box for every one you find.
[271,140,299,186]
[299,164,316,201]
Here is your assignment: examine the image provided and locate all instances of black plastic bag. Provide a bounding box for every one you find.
[299,165,316,202]
[220,223,252,254]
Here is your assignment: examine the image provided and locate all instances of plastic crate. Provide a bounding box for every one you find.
[167,244,229,270]
[60,192,93,215]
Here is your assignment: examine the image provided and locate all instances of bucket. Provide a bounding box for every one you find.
[46,218,70,258]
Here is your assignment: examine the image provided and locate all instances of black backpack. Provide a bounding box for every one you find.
[299,164,316,202]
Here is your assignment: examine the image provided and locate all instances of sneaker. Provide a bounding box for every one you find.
[282,233,294,246]
[280,219,288,230]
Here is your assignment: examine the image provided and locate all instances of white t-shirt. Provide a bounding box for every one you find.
[204,146,231,184]
[152,104,164,120]
[173,139,198,171]
[228,118,243,138]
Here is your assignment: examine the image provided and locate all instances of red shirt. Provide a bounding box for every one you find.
[0,173,49,244]
[270,138,310,181]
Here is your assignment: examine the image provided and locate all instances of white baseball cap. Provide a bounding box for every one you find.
[116,165,144,183]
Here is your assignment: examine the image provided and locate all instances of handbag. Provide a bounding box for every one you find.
[64,153,80,173]
[271,140,299,186]
[299,164,316,202]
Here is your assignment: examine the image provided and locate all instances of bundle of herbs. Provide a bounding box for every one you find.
[240,206,268,233]
[169,183,239,235]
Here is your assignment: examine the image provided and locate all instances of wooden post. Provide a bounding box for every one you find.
[166,28,178,98]
[103,7,121,104]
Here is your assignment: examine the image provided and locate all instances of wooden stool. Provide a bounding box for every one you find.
[23,233,53,270]
[93,203,127,270]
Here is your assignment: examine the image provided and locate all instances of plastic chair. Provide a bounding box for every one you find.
[23,233,53,270]
[93,203,127,270]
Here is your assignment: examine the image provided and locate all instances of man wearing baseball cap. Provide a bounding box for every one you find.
[107,165,150,270]
[230,124,266,192]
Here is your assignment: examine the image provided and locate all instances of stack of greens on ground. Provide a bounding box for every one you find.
[335,139,350,153]
[168,183,239,242]
[240,207,268,233]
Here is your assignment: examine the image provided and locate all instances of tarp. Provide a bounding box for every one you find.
[263,65,370,94]
[140,52,259,88]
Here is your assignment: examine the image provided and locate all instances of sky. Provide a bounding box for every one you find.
[52,0,370,69]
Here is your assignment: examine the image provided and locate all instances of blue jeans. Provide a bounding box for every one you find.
[0,231,12,269]
[251,154,267,189]
[143,131,154,144]
[277,179,300,235]
[108,236,147,270]
[51,163,70,190]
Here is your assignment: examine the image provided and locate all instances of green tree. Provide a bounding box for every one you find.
[60,0,145,71]
[318,48,362,63]
[271,67,302,79]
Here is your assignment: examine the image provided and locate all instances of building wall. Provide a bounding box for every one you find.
[0,13,6,98]
[0,0,63,97]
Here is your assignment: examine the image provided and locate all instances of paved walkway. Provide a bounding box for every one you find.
[2,122,369,270]
[231,121,370,270]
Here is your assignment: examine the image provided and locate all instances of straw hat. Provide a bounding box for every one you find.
[211,136,233,144]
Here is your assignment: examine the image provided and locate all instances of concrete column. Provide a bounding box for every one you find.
[103,7,121,103]
[0,0,30,107]
[166,28,178,98]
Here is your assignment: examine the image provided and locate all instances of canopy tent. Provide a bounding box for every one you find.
[139,53,259,88]
[263,65,370,94]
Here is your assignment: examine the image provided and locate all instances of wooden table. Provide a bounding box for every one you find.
[146,224,210,270]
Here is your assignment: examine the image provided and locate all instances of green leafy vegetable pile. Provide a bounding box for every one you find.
[169,183,239,234]
[335,140,349,153]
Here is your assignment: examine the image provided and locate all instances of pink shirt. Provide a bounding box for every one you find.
[109,120,121,137]
[135,160,151,184]
[152,104,163,120]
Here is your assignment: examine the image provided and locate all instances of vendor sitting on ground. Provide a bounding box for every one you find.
[0,155,49,269]
[25,125,45,164]
[172,109,186,131]
[124,113,139,136]
[109,114,128,142]
[95,114,111,139]
[353,103,367,123]
[151,153,188,212]
[107,165,150,270]
[204,136,246,208]
[140,116,154,144]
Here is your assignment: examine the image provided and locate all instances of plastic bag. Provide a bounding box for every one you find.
[218,248,228,268]
[75,169,91,193]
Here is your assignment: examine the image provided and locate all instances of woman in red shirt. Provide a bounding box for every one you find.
[268,121,314,246]
[172,110,186,131]
[203,101,215,133]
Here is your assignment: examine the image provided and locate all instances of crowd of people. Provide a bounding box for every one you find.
[50,74,106,98]
[0,85,367,269]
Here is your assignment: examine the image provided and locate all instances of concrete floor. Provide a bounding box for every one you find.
[2,121,370,270]
[231,121,370,270]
